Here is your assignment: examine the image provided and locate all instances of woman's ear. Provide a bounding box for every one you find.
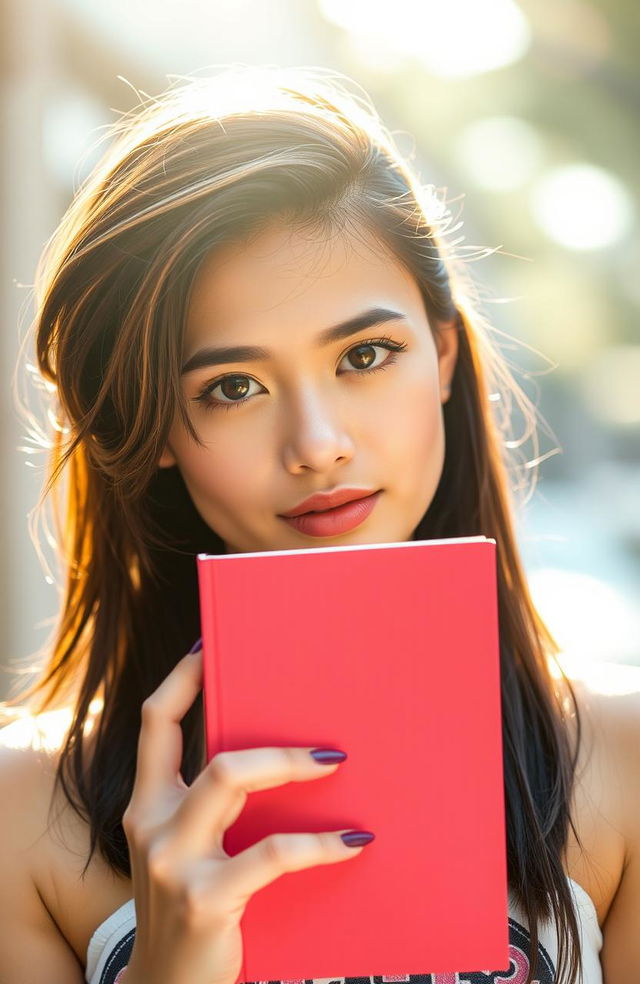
[436,317,459,404]
[158,444,178,468]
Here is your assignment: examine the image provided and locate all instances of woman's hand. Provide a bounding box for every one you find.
[121,645,373,984]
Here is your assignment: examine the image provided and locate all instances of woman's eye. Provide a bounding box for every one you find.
[339,342,390,372]
[193,337,407,412]
[196,373,259,407]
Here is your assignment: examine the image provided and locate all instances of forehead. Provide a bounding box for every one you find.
[185,222,427,343]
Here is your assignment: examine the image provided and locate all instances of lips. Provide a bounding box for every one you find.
[279,487,379,518]
[279,490,383,537]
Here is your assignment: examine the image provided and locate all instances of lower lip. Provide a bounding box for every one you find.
[279,491,382,537]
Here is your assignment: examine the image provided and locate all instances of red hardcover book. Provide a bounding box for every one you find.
[196,536,508,982]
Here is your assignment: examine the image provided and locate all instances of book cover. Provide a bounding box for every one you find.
[196,536,508,981]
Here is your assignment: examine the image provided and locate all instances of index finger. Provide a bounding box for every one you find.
[132,647,203,805]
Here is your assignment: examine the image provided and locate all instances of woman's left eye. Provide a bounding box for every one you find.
[193,336,408,412]
[340,338,407,372]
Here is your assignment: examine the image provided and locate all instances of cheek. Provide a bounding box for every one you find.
[180,425,270,509]
[380,370,442,455]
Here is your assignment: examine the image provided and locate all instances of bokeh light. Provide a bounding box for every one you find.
[319,0,531,78]
[529,164,634,250]
[454,116,544,191]
[581,346,640,426]
[529,567,640,666]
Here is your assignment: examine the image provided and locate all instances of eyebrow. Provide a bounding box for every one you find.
[180,306,407,375]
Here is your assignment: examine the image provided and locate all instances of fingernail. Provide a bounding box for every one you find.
[341,830,375,847]
[310,747,347,764]
[188,637,203,654]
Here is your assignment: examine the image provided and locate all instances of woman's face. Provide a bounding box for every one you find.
[159,222,458,554]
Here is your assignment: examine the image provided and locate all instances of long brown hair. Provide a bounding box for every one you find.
[4,67,583,984]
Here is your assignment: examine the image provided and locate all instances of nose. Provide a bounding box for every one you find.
[281,383,355,475]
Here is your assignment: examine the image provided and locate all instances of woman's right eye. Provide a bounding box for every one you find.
[194,374,264,412]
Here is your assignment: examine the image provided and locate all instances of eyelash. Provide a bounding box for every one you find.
[192,336,409,413]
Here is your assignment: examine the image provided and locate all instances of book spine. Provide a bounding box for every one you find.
[208,562,244,981]
[198,558,210,765]
[212,560,224,766]
[197,558,222,765]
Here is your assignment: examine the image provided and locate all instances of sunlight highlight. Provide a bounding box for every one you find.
[530,164,633,250]
[529,567,640,666]
[319,0,531,78]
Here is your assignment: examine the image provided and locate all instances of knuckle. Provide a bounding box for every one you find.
[121,804,143,840]
[313,830,335,853]
[280,746,298,772]
[147,840,178,888]
[263,833,289,870]
[181,879,219,929]
[121,805,133,832]
[208,751,239,791]
[140,696,161,724]
[122,795,156,839]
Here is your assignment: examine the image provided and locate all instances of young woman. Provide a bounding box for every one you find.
[0,66,637,984]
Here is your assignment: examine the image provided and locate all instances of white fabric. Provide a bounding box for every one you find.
[86,877,602,983]
[508,877,602,984]
[85,898,135,984]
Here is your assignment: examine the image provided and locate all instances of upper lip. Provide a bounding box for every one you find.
[279,487,379,517]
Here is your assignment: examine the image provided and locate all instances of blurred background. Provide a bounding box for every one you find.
[1,0,638,703]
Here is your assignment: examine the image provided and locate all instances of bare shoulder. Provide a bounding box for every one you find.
[0,711,86,982]
[560,658,640,977]
[565,658,640,786]
[0,708,72,869]
[563,657,640,844]
[0,707,75,831]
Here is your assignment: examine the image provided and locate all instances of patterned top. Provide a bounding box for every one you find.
[85,878,602,984]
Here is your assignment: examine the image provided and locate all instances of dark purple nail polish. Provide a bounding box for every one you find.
[310,747,347,764]
[188,637,202,654]
[341,830,375,847]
